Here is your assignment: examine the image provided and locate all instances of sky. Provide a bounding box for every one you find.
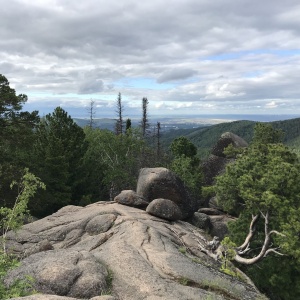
[1,0,300,119]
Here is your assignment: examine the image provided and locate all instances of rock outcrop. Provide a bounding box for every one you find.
[146,198,183,221]
[136,167,194,219]
[5,202,266,300]
[114,190,149,209]
[190,210,236,240]
[202,132,248,186]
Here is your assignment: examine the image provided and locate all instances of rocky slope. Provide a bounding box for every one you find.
[6,201,266,300]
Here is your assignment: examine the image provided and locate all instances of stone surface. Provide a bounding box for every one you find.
[10,295,116,300]
[114,190,149,208]
[146,198,183,221]
[202,132,248,187]
[198,208,224,215]
[191,212,211,230]
[202,155,230,186]
[6,249,108,298]
[209,215,236,240]
[136,167,194,218]
[6,202,265,300]
[211,132,248,157]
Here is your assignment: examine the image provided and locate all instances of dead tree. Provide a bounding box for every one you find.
[196,211,285,265]
[87,99,96,128]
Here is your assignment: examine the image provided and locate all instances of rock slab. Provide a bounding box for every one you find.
[6,202,266,300]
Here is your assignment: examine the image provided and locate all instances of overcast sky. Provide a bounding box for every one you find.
[1,0,300,119]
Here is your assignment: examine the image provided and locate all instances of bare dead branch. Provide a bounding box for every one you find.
[264,248,285,257]
[237,214,260,252]
[233,210,285,265]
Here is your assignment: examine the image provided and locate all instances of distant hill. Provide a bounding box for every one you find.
[160,118,300,158]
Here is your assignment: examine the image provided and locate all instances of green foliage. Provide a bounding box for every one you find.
[125,118,132,132]
[161,118,300,159]
[0,252,34,299]
[170,136,197,158]
[215,124,300,299]
[169,137,202,200]
[32,107,87,216]
[0,169,44,299]
[178,277,189,286]
[83,127,156,199]
[0,74,39,209]
[170,155,202,197]
[178,247,187,254]
[223,143,244,158]
[251,123,283,145]
[1,168,45,252]
[219,237,238,276]
[101,268,114,296]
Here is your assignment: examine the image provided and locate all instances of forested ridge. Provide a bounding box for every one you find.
[1,74,300,299]
[160,118,300,158]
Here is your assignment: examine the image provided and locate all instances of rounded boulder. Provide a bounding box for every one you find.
[146,198,183,221]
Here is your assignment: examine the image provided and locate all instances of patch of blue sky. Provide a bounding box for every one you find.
[204,49,300,61]
[243,70,265,78]
[114,78,175,90]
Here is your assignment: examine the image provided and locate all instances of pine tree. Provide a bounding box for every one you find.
[32,107,87,216]
[140,97,150,137]
[115,93,124,135]
[0,74,39,208]
[214,125,300,299]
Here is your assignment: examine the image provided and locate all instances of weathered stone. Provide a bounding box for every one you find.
[114,190,149,208]
[208,196,220,209]
[191,212,211,230]
[211,132,248,157]
[85,213,117,235]
[202,132,248,187]
[209,215,236,240]
[10,295,116,300]
[24,239,53,257]
[6,202,265,300]
[136,167,194,218]
[10,296,79,300]
[6,249,108,299]
[146,198,183,221]
[198,207,224,215]
[202,155,230,186]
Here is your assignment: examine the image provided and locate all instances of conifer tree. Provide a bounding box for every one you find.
[214,125,300,299]
[140,97,150,137]
[0,74,39,208]
[115,93,124,135]
[32,107,87,216]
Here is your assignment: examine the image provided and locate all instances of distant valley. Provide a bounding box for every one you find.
[74,115,300,159]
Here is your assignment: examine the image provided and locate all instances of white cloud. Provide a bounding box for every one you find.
[1,0,300,117]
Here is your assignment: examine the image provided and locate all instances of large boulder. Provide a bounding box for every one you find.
[136,167,194,219]
[202,132,248,186]
[191,210,236,240]
[209,215,235,240]
[211,132,248,158]
[114,190,149,209]
[5,202,265,300]
[190,212,211,230]
[146,198,183,221]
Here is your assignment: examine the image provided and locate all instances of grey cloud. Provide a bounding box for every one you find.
[157,69,198,83]
[1,0,300,116]
[78,79,104,94]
